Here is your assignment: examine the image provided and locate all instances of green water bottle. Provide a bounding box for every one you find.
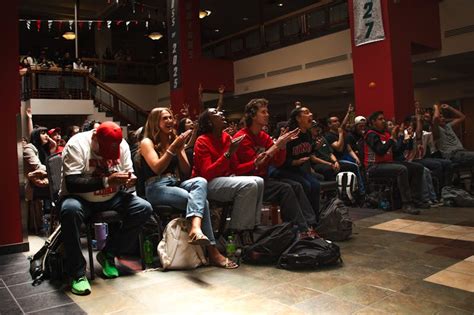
[143,238,154,266]
[226,235,236,258]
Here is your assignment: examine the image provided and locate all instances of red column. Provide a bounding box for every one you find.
[0,0,25,251]
[348,0,441,121]
[167,0,234,119]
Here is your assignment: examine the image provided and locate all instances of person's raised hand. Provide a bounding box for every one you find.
[26,107,33,119]
[275,128,299,149]
[228,135,245,155]
[218,85,225,94]
[254,152,269,169]
[296,156,310,166]
[108,172,130,187]
[180,103,190,118]
[125,172,137,188]
[441,104,450,110]
[169,129,192,153]
[391,125,400,139]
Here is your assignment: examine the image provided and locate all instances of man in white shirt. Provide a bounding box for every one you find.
[60,122,152,295]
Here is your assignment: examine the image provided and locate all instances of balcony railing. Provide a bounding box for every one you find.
[202,1,349,60]
[82,58,169,85]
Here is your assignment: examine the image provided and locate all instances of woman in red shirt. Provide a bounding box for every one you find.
[193,108,264,244]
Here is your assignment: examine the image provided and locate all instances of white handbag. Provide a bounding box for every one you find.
[157,218,208,270]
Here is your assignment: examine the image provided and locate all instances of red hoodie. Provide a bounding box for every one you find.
[192,132,255,181]
[234,128,286,178]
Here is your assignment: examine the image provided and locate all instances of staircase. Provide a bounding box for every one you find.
[88,75,149,131]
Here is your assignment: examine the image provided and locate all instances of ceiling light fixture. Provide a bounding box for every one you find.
[199,10,212,19]
[277,3,284,7]
[426,59,437,64]
[243,17,249,21]
[430,77,439,81]
[62,32,76,40]
[148,32,163,40]
[214,29,220,32]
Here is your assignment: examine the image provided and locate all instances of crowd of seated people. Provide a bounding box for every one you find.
[24,84,474,296]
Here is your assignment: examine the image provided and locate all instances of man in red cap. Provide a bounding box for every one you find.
[60,121,152,295]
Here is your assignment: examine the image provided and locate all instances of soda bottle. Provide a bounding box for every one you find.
[143,238,154,266]
[226,235,236,258]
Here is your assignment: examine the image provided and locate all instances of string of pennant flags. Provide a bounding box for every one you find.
[19,19,162,32]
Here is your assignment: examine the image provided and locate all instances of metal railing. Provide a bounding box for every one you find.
[202,1,349,60]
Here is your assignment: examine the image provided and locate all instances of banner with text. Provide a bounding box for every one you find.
[354,0,385,47]
[167,0,181,90]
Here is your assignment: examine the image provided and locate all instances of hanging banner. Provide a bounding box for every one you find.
[167,0,181,90]
[353,0,385,47]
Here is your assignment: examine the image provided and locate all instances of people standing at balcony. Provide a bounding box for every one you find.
[272,106,322,220]
[48,127,64,154]
[60,121,152,295]
[193,108,264,245]
[139,107,237,268]
[233,98,318,237]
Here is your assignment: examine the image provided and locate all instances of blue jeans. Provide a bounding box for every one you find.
[60,191,152,279]
[145,176,215,245]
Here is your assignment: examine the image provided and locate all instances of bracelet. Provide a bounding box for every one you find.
[166,149,176,156]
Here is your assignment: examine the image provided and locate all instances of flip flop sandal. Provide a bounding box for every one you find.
[188,232,211,246]
[212,258,239,269]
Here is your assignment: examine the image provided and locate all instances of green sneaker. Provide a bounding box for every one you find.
[97,251,119,278]
[71,276,91,295]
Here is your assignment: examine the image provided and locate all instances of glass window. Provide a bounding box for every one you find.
[282,16,300,37]
[329,2,348,25]
[245,30,260,50]
[231,38,244,53]
[307,9,326,29]
[265,23,280,45]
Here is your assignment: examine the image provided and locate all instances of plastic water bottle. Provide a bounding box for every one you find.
[226,235,236,258]
[143,238,154,266]
[379,199,390,210]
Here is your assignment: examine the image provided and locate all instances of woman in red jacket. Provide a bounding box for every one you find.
[193,108,264,244]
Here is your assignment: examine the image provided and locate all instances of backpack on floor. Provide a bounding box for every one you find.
[336,171,358,205]
[316,198,352,241]
[157,218,208,270]
[242,222,296,265]
[29,225,64,286]
[441,186,474,207]
[278,238,342,270]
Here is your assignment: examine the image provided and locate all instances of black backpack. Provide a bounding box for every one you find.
[278,238,342,270]
[317,198,352,241]
[29,225,64,286]
[242,223,296,264]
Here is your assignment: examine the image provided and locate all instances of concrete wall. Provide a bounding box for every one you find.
[29,99,95,115]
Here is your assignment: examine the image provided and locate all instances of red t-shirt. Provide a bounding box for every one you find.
[192,132,255,181]
[234,128,286,178]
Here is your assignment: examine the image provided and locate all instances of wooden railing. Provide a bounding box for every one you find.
[21,68,149,129]
[88,75,149,129]
[82,58,169,85]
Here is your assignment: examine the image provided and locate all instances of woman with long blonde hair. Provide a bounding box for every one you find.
[140,107,237,268]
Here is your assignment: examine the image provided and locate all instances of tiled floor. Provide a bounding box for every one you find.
[1,205,473,314]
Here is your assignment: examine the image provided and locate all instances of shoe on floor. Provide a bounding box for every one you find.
[414,201,431,209]
[402,204,420,215]
[71,276,91,295]
[97,251,119,278]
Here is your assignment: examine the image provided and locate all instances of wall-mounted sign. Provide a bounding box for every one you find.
[354,0,385,47]
[167,0,181,90]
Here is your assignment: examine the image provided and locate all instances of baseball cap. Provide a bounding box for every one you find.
[354,116,367,125]
[47,127,61,136]
[95,121,122,160]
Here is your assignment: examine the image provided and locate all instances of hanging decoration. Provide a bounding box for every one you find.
[88,21,93,30]
[69,20,73,30]
[145,20,149,30]
[107,20,112,29]
[36,20,41,32]
[126,21,131,31]
[132,0,136,14]
[48,20,53,31]
[26,20,31,30]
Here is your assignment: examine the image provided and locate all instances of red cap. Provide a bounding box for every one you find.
[47,127,61,136]
[95,122,122,160]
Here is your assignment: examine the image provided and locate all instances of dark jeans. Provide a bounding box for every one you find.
[263,178,317,230]
[272,168,321,220]
[414,158,453,187]
[368,161,424,204]
[60,191,152,279]
[450,150,474,167]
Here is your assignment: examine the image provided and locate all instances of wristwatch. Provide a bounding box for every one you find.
[224,151,231,159]
[102,176,109,188]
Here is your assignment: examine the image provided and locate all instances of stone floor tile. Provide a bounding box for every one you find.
[76,292,140,315]
[356,270,416,292]
[370,292,469,315]
[458,233,474,242]
[27,302,86,315]
[293,271,354,292]
[426,246,474,260]
[66,277,118,303]
[8,280,65,299]
[0,253,28,267]
[0,287,23,314]
[401,277,474,312]
[259,283,321,306]
[17,290,73,313]
[353,306,391,315]
[294,293,364,315]
[447,260,474,275]
[425,269,474,292]
[215,294,300,315]
[410,235,452,245]
[326,282,393,306]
